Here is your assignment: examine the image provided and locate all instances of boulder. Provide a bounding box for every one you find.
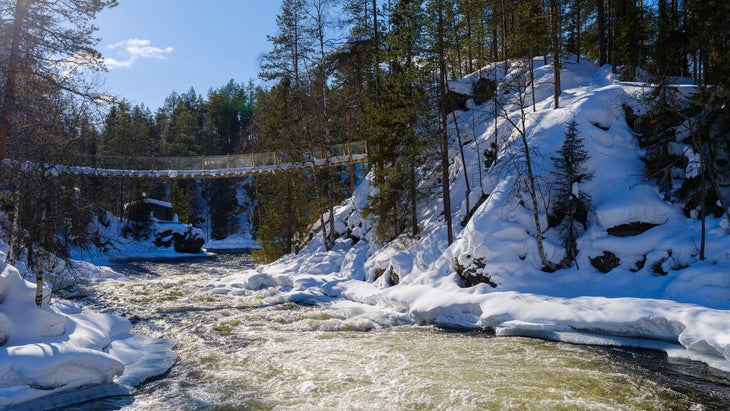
[590,251,620,274]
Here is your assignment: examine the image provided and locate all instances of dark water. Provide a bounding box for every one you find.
[69,254,730,410]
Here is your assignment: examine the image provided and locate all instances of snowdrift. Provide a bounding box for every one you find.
[209,59,730,372]
[0,258,176,409]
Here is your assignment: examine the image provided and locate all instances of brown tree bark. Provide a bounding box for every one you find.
[0,0,30,161]
[598,0,607,66]
[550,0,561,109]
[438,5,454,245]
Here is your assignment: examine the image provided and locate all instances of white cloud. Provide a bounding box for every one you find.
[104,38,173,69]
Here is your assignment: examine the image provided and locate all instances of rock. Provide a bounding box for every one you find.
[472,77,497,105]
[0,312,10,346]
[172,228,205,254]
[388,268,400,286]
[455,256,497,288]
[590,251,620,274]
[373,266,400,286]
[373,267,386,281]
[607,221,659,237]
[154,226,204,254]
[154,230,174,248]
[442,89,470,113]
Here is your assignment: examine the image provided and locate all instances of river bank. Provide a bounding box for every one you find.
[77,255,730,410]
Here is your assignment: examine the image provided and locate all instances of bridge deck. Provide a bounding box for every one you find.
[51,154,367,178]
[11,141,367,178]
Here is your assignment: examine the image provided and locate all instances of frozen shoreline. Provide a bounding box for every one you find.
[209,268,730,374]
[0,260,177,410]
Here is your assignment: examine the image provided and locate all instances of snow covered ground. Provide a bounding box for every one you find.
[1,58,728,409]
[0,252,176,409]
[0,184,263,408]
[209,59,730,373]
[204,232,260,252]
[71,211,207,265]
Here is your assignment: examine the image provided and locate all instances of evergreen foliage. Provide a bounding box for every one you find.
[2,0,730,272]
[551,118,593,267]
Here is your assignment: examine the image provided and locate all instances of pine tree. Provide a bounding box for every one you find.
[551,118,593,267]
[364,0,429,242]
[0,0,117,161]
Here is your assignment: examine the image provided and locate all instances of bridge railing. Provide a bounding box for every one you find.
[57,140,366,172]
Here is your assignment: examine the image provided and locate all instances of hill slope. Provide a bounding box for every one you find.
[210,59,730,372]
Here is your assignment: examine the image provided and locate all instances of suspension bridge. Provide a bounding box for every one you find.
[9,140,367,179]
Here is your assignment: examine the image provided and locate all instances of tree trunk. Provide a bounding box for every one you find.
[598,0,606,66]
[576,0,582,63]
[611,0,618,74]
[452,110,471,216]
[550,0,561,109]
[286,171,294,254]
[35,208,46,307]
[498,75,555,271]
[410,162,419,236]
[519,111,554,271]
[700,155,706,261]
[438,6,454,245]
[35,248,44,307]
[465,3,473,73]
[372,0,380,94]
[529,55,536,112]
[500,0,509,74]
[315,0,336,250]
[0,0,30,161]
[8,191,21,265]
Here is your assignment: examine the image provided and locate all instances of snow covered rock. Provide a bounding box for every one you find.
[0,259,176,408]
[0,312,9,346]
[207,58,730,374]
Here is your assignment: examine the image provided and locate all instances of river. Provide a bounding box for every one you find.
[71,254,730,410]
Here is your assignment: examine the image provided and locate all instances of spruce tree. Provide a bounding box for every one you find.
[551,118,593,267]
[365,0,428,242]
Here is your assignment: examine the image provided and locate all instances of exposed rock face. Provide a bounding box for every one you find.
[0,312,10,346]
[472,77,497,105]
[590,251,621,274]
[607,221,659,237]
[388,269,400,286]
[173,229,205,253]
[373,266,400,286]
[154,226,205,254]
[443,77,497,113]
[455,256,497,288]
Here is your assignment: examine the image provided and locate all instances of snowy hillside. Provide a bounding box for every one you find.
[210,59,730,372]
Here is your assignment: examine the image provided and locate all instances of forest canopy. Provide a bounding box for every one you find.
[1,0,729,264]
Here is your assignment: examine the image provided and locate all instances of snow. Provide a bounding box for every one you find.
[204,232,260,252]
[2,58,729,409]
[71,210,206,264]
[0,260,176,409]
[209,59,730,375]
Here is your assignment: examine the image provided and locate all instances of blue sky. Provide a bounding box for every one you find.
[95,0,282,111]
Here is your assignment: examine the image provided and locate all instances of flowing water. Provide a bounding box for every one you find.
[71,254,729,410]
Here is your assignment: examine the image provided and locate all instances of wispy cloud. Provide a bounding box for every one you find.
[105,39,173,69]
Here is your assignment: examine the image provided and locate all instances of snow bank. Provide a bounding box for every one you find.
[0,261,176,409]
[72,210,206,265]
[208,58,730,374]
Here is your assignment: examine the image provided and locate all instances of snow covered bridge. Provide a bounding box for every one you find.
[13,140,367,179]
